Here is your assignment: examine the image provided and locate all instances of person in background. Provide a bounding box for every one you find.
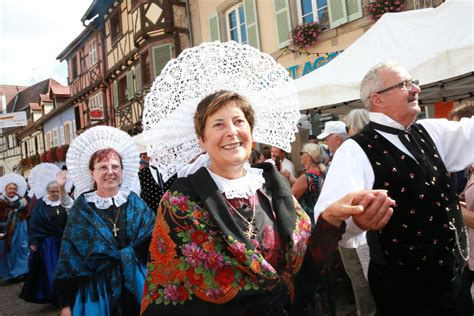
[344,108,370,136]
[20,169,73,304]
[317,121,348,156]
[138,157,176,213]
[340,107,376,316]
[315,61,474,315]
[282,143,326,226]
[260,145,271,160]
[308,134,318,144]
[0,173,30,282]
[449,102,474,194]
[249,148,265,165]
[449,101,474,315]
[55,126,155,316]
[267,146,296,177]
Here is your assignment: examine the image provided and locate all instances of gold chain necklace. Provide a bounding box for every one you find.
[223,197,257,239]
[104,205,121,237]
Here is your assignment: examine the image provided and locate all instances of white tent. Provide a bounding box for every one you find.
[295,0,474,111]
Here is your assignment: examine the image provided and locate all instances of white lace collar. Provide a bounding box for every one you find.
[42,196,61,206]
[84,190,129,210]
[207,165,265,199]
[2,195,19,202]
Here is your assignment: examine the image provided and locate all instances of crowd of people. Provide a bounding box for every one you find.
[0,41,473,316]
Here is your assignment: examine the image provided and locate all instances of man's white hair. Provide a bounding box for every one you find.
[360,62,402,109]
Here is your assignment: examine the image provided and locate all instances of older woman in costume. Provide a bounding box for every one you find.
[0,173,30,281]
[54,126,155,316]
[20,164,72,304]
[140,42,394,315]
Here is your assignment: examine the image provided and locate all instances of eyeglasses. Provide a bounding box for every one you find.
[94,164,122,173]
[375,79,420,94]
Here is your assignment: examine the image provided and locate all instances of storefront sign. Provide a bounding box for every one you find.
[0,111,27,128]
[286,52,340,79]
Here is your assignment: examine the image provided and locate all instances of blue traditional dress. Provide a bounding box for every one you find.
[20,195,71,303]
[55,190,155,315]
[0,194,30,280]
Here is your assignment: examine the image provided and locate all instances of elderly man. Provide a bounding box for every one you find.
[314,62,474,315]
[317,120,348,154]
[319,119,376,316]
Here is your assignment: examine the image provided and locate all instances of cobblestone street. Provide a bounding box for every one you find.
[0,280,59,316]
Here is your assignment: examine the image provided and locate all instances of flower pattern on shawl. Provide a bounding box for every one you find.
[142,189,312,309]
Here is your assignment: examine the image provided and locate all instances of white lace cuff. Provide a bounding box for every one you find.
[59,194,74,209]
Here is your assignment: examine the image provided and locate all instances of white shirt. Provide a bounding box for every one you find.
[314,113,474,248]
[265,157,296,177]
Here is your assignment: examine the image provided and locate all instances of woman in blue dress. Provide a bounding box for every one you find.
[20,166,72,303]
[0,173,30,281]
[54,126,155,316]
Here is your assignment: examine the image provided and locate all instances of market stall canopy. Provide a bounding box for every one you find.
[295,0,474,111]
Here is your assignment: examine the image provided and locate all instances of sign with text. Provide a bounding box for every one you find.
[0,111,27,128]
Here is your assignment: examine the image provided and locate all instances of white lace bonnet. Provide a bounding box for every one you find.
[28,163,73,198]
[142,41,301,181]
[66,126,140,197]
[0,173,27,197]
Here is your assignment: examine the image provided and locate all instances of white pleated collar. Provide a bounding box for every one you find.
[1,195,19,202]
[42,196,61,206]
[84,190,128,209]
[207,165,265,199]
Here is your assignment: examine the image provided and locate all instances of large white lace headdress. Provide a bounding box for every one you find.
[66,126,140,197]
[0,173,27,197]
[143,41,301,181]
[28,163,73,198]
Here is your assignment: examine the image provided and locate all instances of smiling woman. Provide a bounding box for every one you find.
[139,41,394,316]
[54,126,156,316]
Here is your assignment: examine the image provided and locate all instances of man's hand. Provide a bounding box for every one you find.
[321,190,394,229]
[352,190,395,230]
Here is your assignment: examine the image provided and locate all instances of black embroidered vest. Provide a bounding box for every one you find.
[352,123,467,283]
[138,168,176,213]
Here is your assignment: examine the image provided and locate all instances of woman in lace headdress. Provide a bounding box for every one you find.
[0,173,30,281]
[19,164,73,304]
[140,42,394,315]
[54,126,155,316]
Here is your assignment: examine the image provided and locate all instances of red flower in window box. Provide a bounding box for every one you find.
[290,22,320,50]
[366,0,405,21]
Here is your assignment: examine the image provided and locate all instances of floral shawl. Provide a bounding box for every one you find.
[141,163,315,315]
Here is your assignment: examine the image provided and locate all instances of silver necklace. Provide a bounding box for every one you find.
[224,197,257,239]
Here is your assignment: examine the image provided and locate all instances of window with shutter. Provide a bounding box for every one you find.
[328,0,361,28]
[113,81,119,108]
[127,71,134,100]
[208,14,220,42]
[152,44,173,79]
[226,4,247,45]
[243,0,261,50]
[135,64,142,92]
[298,0,329,30]
[346,0,362,21]
[273,0,291,48]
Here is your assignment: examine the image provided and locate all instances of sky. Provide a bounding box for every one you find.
[0,0,93,87]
